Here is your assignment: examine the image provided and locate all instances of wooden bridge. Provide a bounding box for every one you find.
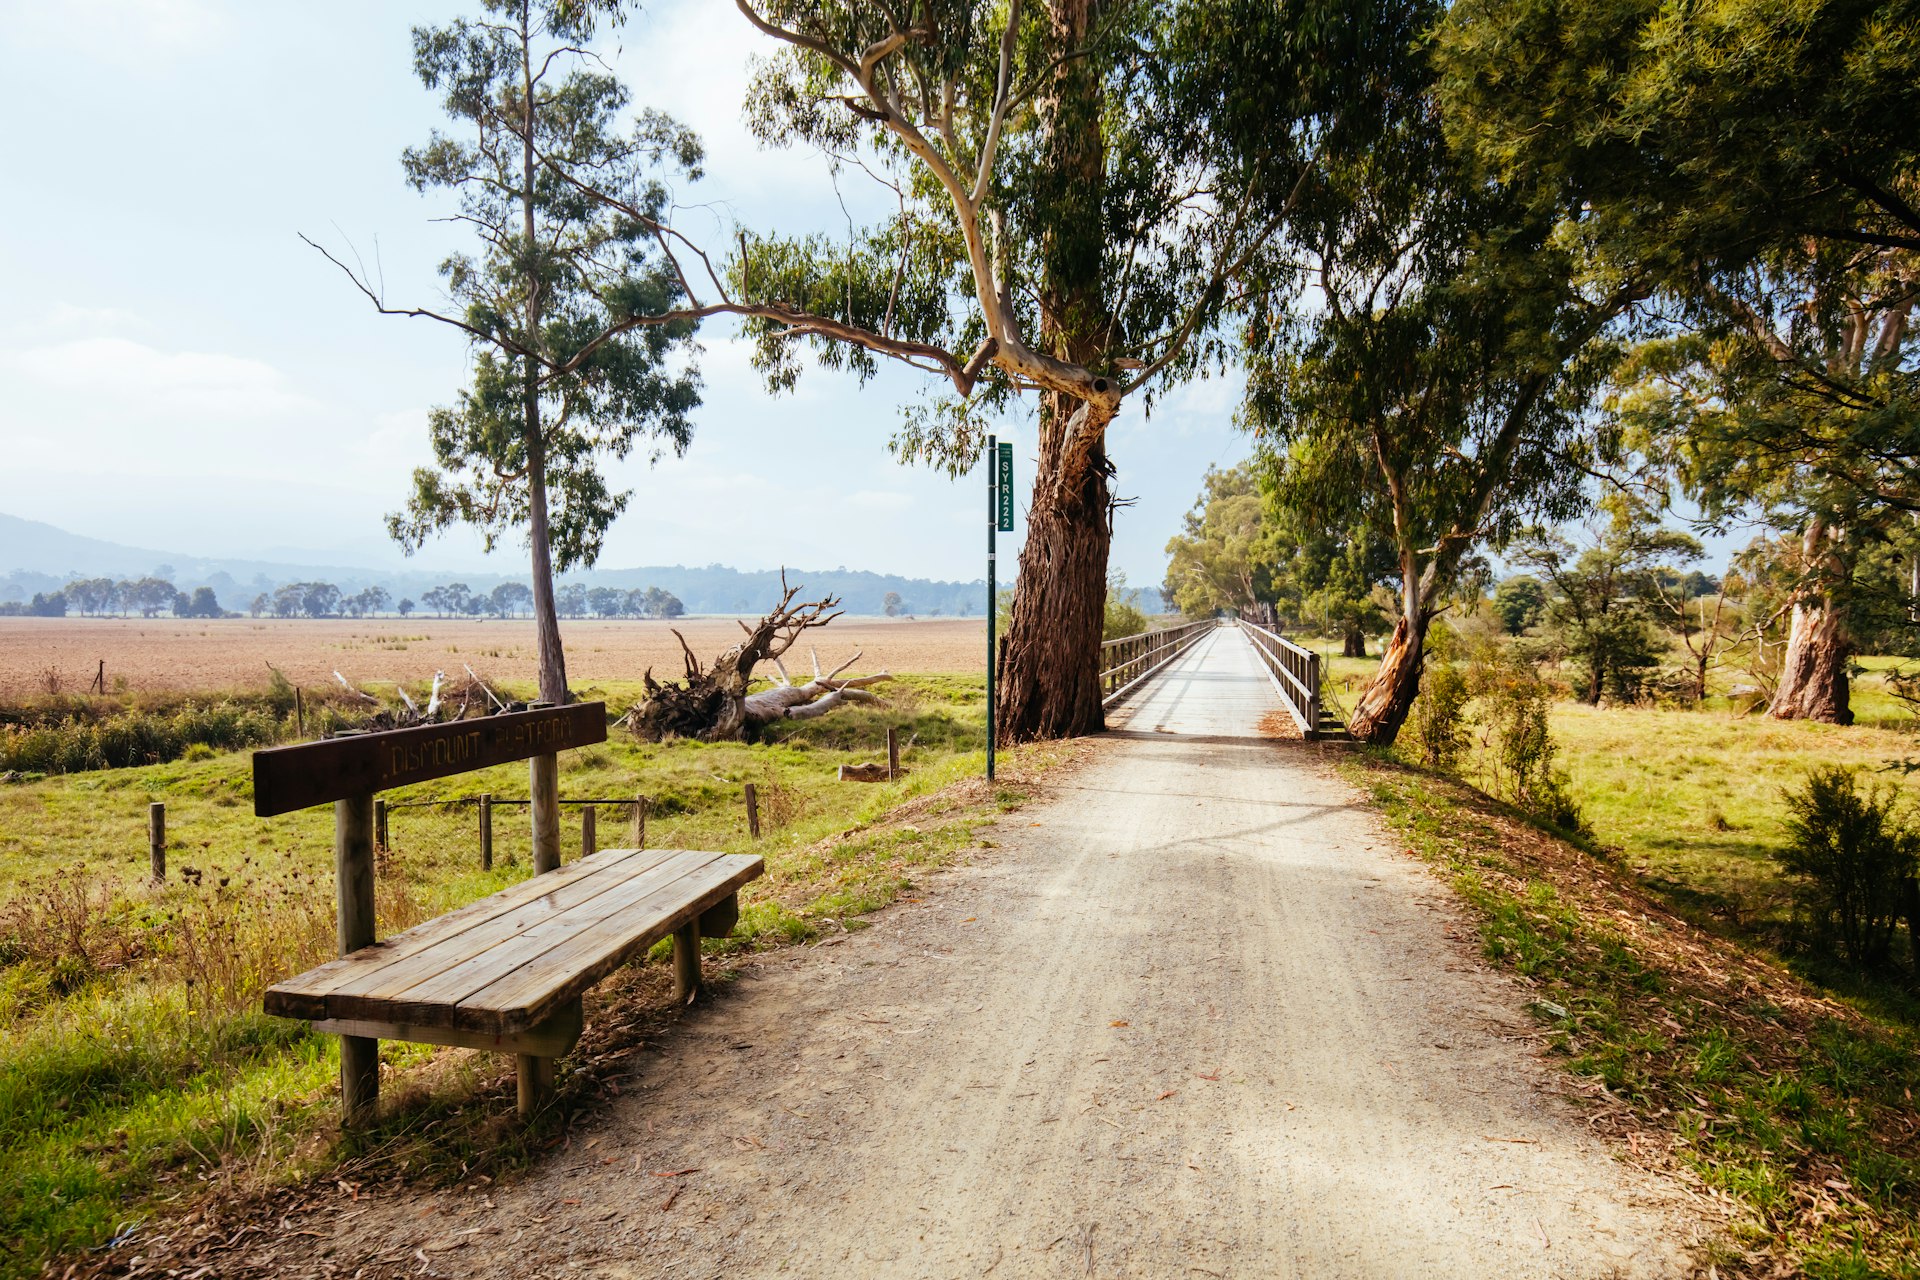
[1103,616,1337,739]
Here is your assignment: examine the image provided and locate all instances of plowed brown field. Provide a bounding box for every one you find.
[0,616,986,698]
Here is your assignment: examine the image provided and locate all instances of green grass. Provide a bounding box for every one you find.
[1312,630,1918,942]
[0,671,1055,1276]
[1545,702,1919,931]
[1353,756,1920,1277]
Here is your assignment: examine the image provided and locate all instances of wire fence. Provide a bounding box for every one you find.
[377,795,651,870]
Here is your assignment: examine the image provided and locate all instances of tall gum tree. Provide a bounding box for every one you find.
[1438,0,1920,722]
[1613,249,1916,723]
[309,0,703,707]
[535,0,1419,740]
[1242,46,1639,744]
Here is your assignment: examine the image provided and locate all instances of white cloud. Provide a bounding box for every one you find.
[0,336,315,423]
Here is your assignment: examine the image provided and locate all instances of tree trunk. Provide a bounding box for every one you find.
[1768,520,1852,725]
[1342,625,1365,659]
[522,344,568,706]
[998,401,1115,742]
[1768,599,1851,724]
[518,4,566,709]
[995,0,1114,745]
[1347,609,1430,744]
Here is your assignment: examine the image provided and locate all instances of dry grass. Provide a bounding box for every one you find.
[0,617,988,700]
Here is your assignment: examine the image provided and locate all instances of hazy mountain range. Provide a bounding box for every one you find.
[0,512,990,618]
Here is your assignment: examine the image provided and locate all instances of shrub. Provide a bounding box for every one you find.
[1102,570,1150,640]
[1776,767,1919,969]
[1408,662,1471,772]
[1473,653,1591,839]
[0,703,280,774]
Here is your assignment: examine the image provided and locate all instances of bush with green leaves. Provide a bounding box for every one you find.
[0,704,281,774]
[1777,767,1919,970]
[1471,652,1590,839]
[1408,662,1472,772]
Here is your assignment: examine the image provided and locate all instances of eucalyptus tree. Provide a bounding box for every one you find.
[308,0,703,706]
[1162,463,1283,619]
[1438,0,1920,721]
[1509,498,1703,706]
[535,1,1414,739]
[1243,64,1640,744]
[1612,249,1915,722]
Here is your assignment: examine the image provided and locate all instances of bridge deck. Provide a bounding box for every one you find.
[1106,623,1282,738]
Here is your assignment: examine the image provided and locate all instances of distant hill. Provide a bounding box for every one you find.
[0,512,986,617]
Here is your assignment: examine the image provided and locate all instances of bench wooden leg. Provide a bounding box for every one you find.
[698,893,739,939]
[516,1053,555,1115]
[341,1034,379,1123]
[672,919,701,1005]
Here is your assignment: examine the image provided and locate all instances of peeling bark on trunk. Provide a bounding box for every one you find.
[1768,520,1853,725]
[1347,609,1430,744]
[1769,600,1852,724]
[998,399,1115,742]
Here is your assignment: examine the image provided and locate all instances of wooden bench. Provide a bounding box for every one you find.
[265,845,761,1112]
[252,703,763,1119]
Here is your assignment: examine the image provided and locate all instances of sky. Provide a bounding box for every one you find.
[0,0,1250,589]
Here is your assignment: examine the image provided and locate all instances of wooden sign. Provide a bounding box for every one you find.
[253,703,607,817]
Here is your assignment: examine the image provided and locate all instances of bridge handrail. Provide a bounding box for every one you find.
[1099,617,1218,708]
[1241,619,1322,739]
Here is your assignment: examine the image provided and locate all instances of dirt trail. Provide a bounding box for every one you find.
[229,628,1710,1278]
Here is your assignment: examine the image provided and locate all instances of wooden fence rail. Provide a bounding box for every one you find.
[1099,618,1220,708]
[1241,619,1322,739]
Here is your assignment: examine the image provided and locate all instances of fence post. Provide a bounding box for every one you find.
[148,801,165,881]
[1309,651,1323,740]
[744,783,761,839]
[582,806,596,858]
[633,794,647,850]
[479,792,494,871]
[373,798,388,853]
[887,727,899,781]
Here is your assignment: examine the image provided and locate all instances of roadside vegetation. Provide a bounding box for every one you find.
[0,675,361,776]
[1355,758,1920,1277]
[1265,587,1920,1274]
[0,671,1055,1278]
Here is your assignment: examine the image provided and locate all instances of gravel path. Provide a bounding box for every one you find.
[235,628,1710,1278]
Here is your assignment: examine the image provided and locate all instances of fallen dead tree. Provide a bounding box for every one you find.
[326,667,520,731]
[628,579,891,742]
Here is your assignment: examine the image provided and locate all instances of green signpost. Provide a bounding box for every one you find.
[987,437,1013,780]
[996,442,1014,532]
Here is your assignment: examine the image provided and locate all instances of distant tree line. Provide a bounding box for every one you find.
[0,574,681,623]
[0,577,227,619]
[557,584,685,621]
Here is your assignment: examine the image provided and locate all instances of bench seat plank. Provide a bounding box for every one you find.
[265,847,673,1018]
[264,848,763,1036]
[343,850,733,1029]
[457,853,761,1032]
[313,849,709,1019]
